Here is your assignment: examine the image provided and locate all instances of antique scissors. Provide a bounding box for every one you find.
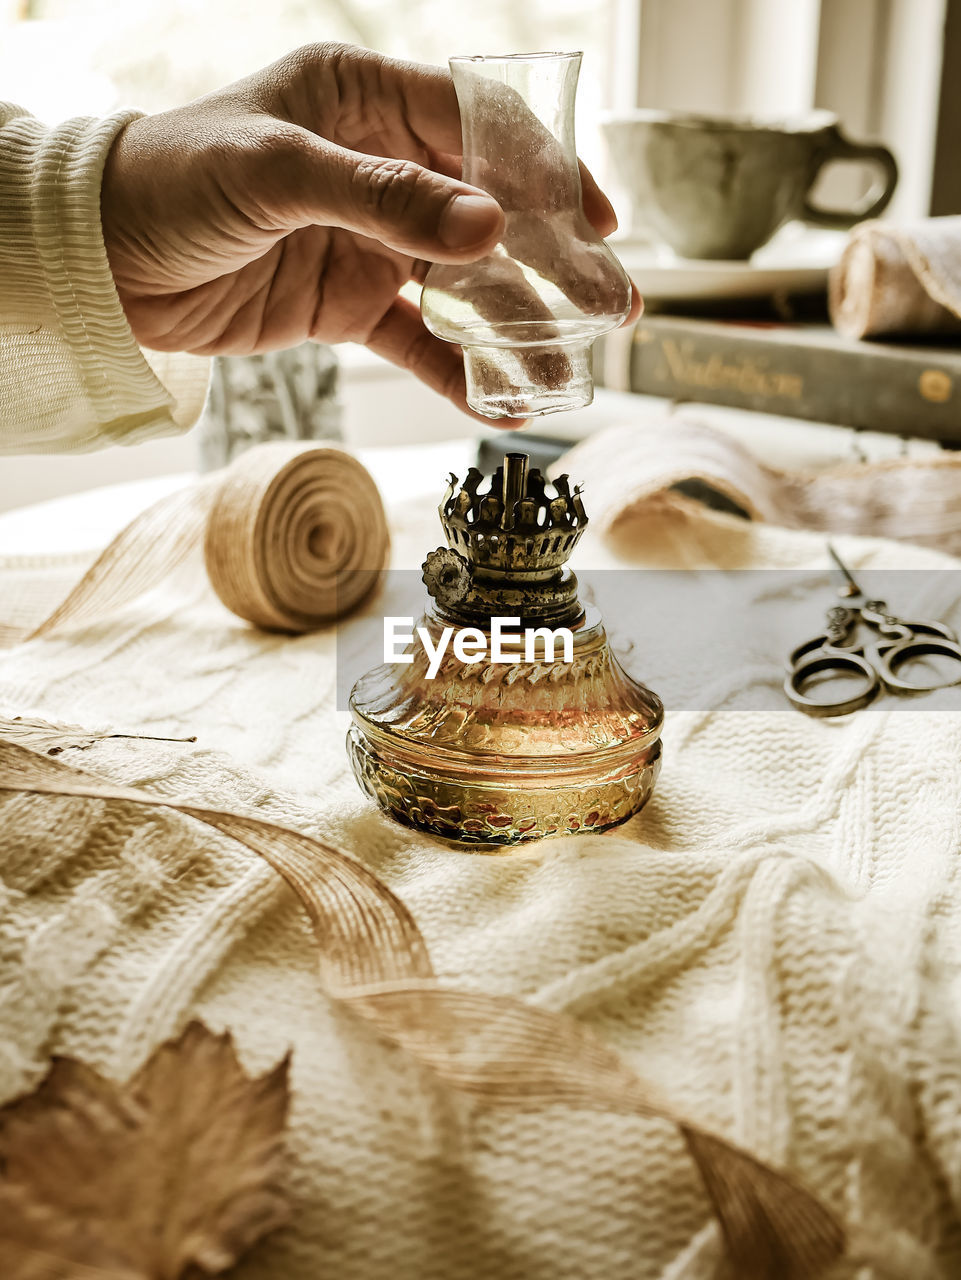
[785,545,961,717]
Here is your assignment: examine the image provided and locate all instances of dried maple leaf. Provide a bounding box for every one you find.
[0,1021,290,1280]
[0,716,196,756]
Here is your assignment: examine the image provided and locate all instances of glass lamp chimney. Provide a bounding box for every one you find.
[421,52,632,419]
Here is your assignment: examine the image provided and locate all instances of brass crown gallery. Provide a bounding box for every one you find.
[383,617,575,679]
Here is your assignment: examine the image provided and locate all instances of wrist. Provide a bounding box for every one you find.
[100,115,147,305]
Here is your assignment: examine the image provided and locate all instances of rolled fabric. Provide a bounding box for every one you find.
[557,417,961,555]
[204,443,389,630]
[829,216,961,338]
[14,442,390,644]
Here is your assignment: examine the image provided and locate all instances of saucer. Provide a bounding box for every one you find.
[610,226,848,301]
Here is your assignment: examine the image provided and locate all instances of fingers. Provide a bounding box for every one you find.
[265,45,622,241]
[625,280,644,326]
[337,46,467,157]
[429,253,574,386]
[327,47,621,244]
[254,43,467,159]
[364,295,516,426]
[579,159,618,238]
[259,130,504,263]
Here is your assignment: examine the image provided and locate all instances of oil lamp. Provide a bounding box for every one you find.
[348,454,664,849]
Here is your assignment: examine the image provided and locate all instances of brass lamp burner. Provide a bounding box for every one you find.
[347,454,664,848]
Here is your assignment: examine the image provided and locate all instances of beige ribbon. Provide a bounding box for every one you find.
[3,442,390,646]
[829,217,961,339]
[0,735,848,1280]
[560,418,961,554]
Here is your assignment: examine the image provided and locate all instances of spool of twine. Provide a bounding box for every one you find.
[3,443,390,645]
[203,443,389,631]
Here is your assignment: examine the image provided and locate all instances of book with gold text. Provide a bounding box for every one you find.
[624,317,961,442]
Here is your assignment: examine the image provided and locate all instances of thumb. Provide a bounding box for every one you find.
[264,132,504,261]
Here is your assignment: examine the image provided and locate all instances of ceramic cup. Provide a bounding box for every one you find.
[600,108,898,260]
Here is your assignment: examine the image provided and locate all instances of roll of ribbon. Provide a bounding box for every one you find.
[203,443,389,631]
[829,216,961,339]
[9,443,390,645]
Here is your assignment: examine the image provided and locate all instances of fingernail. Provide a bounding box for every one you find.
[439,195,501,250]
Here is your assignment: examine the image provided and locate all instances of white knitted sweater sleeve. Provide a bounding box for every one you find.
[0,103,210,454]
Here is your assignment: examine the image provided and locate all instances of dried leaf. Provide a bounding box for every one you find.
[0,1021,290,1280]
[0,716,108,755]
[0,717,196,756]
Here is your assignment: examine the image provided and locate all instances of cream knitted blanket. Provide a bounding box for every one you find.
[1,450,960,1279]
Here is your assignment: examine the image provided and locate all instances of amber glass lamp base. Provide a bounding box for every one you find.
[348,607,663,849]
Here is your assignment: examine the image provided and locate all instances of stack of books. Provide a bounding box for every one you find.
[603,282,957,448]
[610,302,961,444]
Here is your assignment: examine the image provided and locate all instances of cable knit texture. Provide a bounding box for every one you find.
[1,486,960,1278]
[0,103,208,452]
[0,99,959,1274]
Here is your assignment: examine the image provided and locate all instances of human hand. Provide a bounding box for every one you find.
[100,42,639,421]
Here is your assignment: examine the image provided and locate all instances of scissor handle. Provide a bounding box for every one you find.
[859,599,906,640]
[787,634,831,668]
[786,607,861,671]
[876,635,961,693]
[784,648,881,718]
[872,616,958,649]
[862,601,960,647]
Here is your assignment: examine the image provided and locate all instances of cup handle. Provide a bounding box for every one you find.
[800,130,898,228]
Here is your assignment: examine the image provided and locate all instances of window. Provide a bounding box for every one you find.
[613,0,951,220]
[1,0,951,213]
[0,0,615,170]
